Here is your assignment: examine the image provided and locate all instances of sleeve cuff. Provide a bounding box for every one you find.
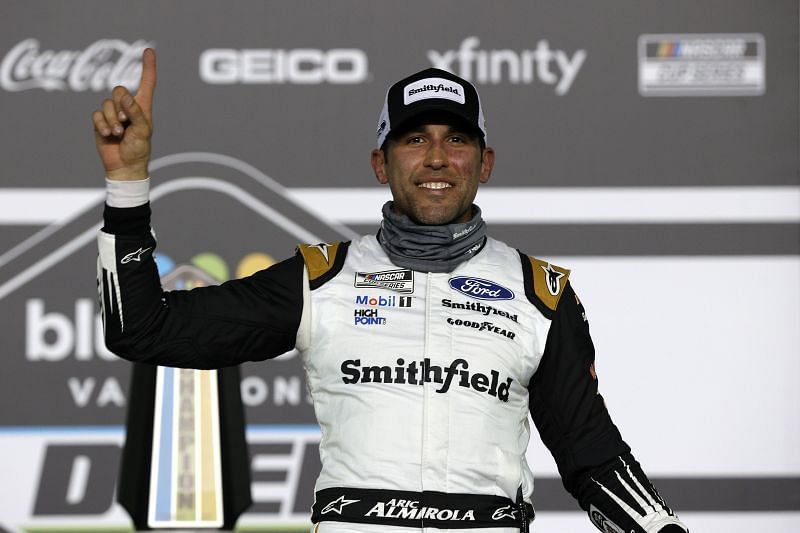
[106,177,150,208]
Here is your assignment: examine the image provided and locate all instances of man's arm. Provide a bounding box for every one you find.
[529,282,688,532]
[97,180,305,369]
[93,49,305,369]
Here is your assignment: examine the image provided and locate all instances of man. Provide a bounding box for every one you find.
[92,49,688,532]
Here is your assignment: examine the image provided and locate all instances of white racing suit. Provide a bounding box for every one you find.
[97,197,688,532]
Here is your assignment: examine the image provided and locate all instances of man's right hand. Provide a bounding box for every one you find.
[92,48,157,181]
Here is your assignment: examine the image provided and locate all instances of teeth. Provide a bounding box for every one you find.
[419,182,451,189]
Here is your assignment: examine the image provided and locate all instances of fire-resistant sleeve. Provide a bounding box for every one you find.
[529,282,687,532]
[97,203,304,369]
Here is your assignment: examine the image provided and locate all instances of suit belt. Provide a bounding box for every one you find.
[311,486,534,530]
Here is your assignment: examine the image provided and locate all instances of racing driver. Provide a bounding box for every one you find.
[92,48,689,533]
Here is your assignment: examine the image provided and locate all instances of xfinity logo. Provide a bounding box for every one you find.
[404,77,465,105]
[427,36,586,95]
[448,276,514,301]
[1,38,151,92]
[341,357,513,402]
[199,48,368,84]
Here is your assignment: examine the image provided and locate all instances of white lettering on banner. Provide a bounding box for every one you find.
[25,299,117,361]
[0,39,152,92]
[199,48,368,84]
[68,377,126,407]
[240,375,311,407]
[427,36,587,95]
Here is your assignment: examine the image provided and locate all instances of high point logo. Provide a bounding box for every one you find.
[353,308,387,326]
[340,357,513,402]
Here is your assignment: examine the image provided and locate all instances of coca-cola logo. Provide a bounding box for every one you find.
[448,276,514,301]
[0,38,153,92]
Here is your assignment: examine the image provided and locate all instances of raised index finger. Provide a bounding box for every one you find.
[134,48,157,119]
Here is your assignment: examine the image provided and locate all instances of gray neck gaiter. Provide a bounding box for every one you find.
[377,201,487,273]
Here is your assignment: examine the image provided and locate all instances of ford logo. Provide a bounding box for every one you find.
[448,276,515,301]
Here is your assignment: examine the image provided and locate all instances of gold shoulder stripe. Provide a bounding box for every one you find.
[527,256,571,311]
[297,242,342,282]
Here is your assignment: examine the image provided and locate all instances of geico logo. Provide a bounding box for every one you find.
[341,357,513,402]
[199,48,368,84]
[0,38,150,92]
[427,36,587,95]
[26,299,117,361]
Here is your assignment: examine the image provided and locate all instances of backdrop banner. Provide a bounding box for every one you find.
[0,1,798,532]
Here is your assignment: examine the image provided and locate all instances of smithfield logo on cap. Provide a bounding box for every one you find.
[448,276,514,301]
[404,77,465,105]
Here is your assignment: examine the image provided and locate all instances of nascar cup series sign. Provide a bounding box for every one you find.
[638,33,766,96]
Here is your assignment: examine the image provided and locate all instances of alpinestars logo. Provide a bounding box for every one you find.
[121,247,152,264]
[589,505,625,533]
[307,243,331,264]
[321,495,360,515]
[365,498,475,521]
[341,357,513,402]
[541,263,565,296]
[492,505,517,520]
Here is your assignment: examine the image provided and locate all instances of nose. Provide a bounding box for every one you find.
[424,140,449,170]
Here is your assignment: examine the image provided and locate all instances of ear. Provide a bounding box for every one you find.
[479,146,495,184]
[371,148,389,184]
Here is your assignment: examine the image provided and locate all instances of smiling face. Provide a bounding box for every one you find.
[371,122,495,226]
